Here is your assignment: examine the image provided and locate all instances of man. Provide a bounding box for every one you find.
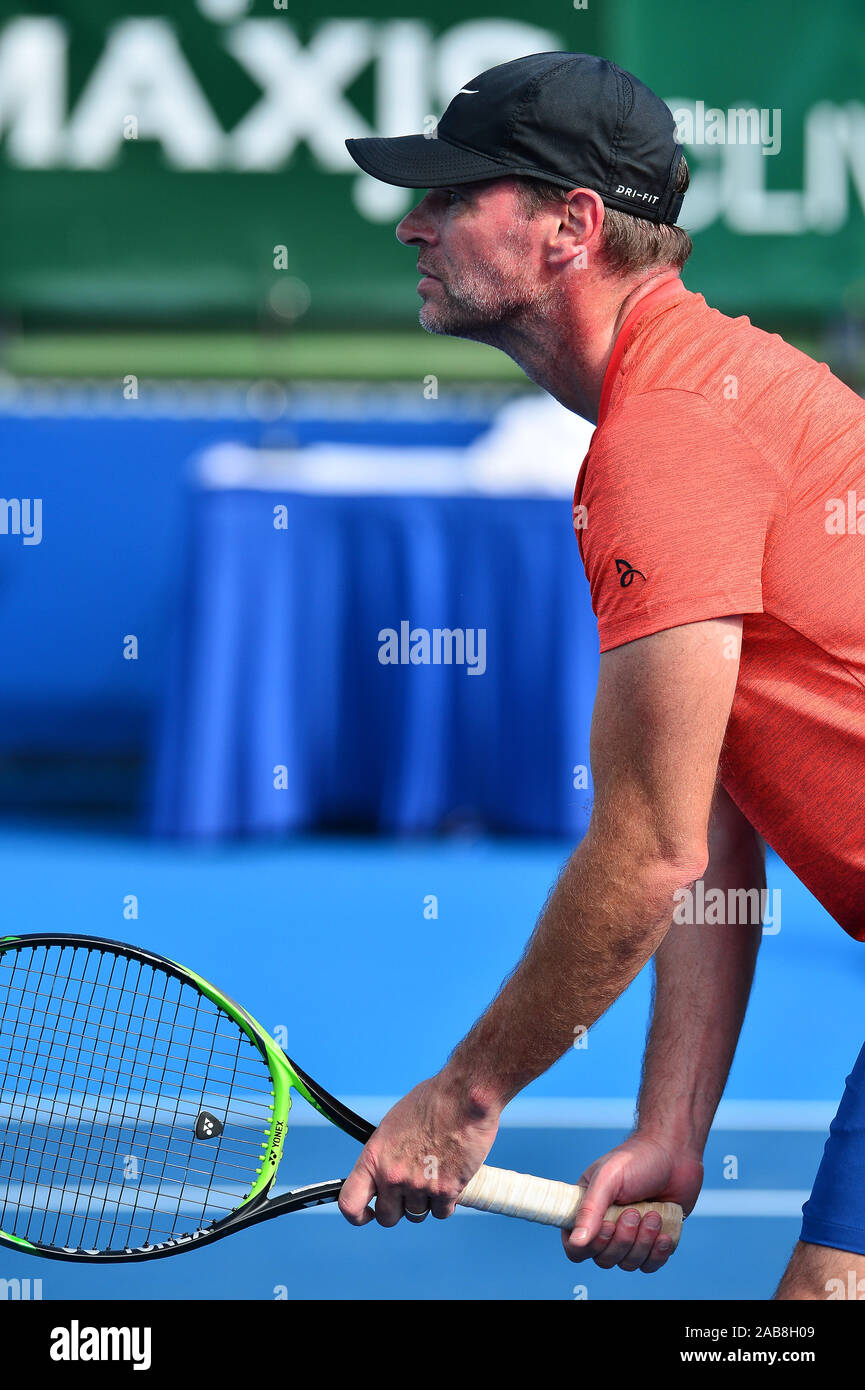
[341,52,865,1298]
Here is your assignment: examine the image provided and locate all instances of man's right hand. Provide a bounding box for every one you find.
[562,1132,703,1272]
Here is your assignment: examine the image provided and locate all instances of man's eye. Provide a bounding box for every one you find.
[445,189,461,204]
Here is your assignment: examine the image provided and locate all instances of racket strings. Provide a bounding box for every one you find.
[1,961,247,1011]
[0,1106,267,1162]
[0,944,276,1254]
[0,948,268,1251]
[1,974,273,1075]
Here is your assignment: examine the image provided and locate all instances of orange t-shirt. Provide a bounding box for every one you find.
[574,279,865,939]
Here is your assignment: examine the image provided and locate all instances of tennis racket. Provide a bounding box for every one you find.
[0,933,683,1262]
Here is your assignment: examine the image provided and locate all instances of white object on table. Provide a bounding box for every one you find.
[197,395,594,498]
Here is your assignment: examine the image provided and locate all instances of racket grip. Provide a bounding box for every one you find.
[458,1165,683,1248]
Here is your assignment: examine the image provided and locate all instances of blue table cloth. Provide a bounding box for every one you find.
[151,480,600,839]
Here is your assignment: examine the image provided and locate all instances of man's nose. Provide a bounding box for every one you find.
[396,195,435,247]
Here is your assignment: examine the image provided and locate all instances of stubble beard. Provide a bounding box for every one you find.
[418,232,556,344]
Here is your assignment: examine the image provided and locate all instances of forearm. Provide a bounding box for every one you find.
[636,831,765,1156]
[441,827,701,1112]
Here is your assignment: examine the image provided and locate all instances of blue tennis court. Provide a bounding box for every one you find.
[1,823,859,1301]
[4,0,865,1319]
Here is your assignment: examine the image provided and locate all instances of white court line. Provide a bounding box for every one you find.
[301,1096,835,1131]
[5,1178,806,1218]
[0,1179,247,1215]
[0,1180,809,1220]
[1,1094,834,1130]
[690,1190,809,1218]
[294,1191,809,1218]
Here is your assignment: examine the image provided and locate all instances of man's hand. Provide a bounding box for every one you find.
[338,1076,500,1227]
[563,1132,703,1272]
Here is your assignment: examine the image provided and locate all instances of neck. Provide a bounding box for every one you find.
[477,268,681,425]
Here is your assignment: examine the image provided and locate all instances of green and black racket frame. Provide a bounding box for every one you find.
[0,933,683,1262]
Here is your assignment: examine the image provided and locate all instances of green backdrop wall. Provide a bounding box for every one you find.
[1,0,863,326]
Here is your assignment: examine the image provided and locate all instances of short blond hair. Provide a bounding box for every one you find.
[516,156,692,276]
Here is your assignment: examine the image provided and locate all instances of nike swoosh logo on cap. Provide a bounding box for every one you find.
[457,89,479,95]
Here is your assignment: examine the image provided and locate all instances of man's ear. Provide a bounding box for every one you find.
[546,189,604,269]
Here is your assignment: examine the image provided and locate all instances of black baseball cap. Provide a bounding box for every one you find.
[345,52,685,226]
